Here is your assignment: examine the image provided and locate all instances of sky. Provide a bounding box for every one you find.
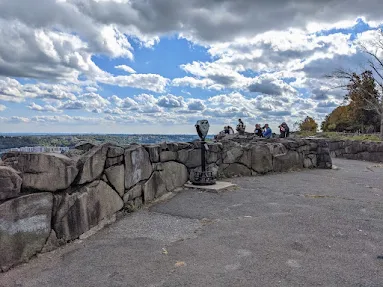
[0,0,383,135]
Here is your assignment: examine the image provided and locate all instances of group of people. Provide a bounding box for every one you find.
[254,122,289,138]
[215,119,290,140]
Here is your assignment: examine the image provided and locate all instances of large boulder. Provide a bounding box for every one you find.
[273,151,304,172]
[125,146,153,190]
[76,144,110,185]
[0,166,22,200]
[104,164,125,197]
[0,193,53,272]
[251,144,273,174]
[177,149,201,168]
[107,146,124,158]
[53,180,123,242]
[2,152,78,192]
[143,161,188,202]
[220,163,252,177]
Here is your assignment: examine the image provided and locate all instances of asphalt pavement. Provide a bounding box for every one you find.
[1,158,382,287]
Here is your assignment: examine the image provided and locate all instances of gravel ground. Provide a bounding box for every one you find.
[1,158,382,287]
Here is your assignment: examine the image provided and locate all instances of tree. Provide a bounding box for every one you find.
[299,116,318,132]
[321,105,354,132]
[328,30,383,139]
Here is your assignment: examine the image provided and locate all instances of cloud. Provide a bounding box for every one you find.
[157,94,184,108]
[115,65,136,74]
[97,73,169,93]
[28,102,60,112]
[0,104,6,111]
[58,92,110,111]
[187,99,206,111]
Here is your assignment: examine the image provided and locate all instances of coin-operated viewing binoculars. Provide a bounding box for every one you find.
[191,120,216,185]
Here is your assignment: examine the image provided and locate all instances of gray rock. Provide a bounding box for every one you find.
[143,172,166,203]
[124,146,153,190]
[75,142,96,152]
[63,149,86,159]
[107,146,124,158]
[105,155,124,168]
[40,230,60,253]
[222,163,252,177]
[223,146,244,164]
[144,145,160,163]
[267,143,287,156]
[161,161,188,192]
[123,184,143,203]
[143,161,188,202]
[178,149,201,168]
[2,152,78,192]
[273,151,303,172]
[76,144,110,185]
[53,180,123,242]
[0,166,22,200]
[0,192,53,272]
[251,145,273,174]
[105,165,125,197]
[160,151,177,162]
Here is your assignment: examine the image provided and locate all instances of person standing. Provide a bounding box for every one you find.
[236,119,246,135]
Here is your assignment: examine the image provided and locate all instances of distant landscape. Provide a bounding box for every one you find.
[0,134,213,154]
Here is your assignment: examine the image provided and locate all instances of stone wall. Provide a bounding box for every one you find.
[328,140,383,163]
[0,138,331,272]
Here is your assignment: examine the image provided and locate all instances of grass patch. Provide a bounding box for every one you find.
[296,131,382,142]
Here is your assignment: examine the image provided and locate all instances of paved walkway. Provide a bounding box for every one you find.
[1,159,383,287]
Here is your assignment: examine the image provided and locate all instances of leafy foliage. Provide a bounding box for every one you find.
[298,116,318,132]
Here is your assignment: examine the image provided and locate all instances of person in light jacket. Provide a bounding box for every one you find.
[262,124,272,139]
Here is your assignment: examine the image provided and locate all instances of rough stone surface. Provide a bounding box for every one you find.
[107,146,124,158]
[0,166,22,201]
[221,163,252,177]
[251,145,273,174]
[144,145,160,163]
[124,146,153,190]
[0,192,53,272]
[143,161,188,202]
[105,165,125,197]
[76,144,110,185]
[159,151,177,162]
[143,172,165,203]
[178,149,201,168]
[1,152,78,192]
[328,140,383,163]
[53,180,123,242]
[105,155,124,168]
[273,151,304,172]
[74,142,95,152]
[123,185,142,203]
[63,149,86,159]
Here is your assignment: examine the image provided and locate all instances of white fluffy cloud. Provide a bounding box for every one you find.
[115,65,136,74]
[1,0,383,132]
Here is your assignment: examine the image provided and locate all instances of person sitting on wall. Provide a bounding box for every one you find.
[236,119,246,135]
[254,124,263,137]
[262,124,272,139]
[279,122,290,138]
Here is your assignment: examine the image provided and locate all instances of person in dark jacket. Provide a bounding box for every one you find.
[279,122,290,138]
[254,124,263,137]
